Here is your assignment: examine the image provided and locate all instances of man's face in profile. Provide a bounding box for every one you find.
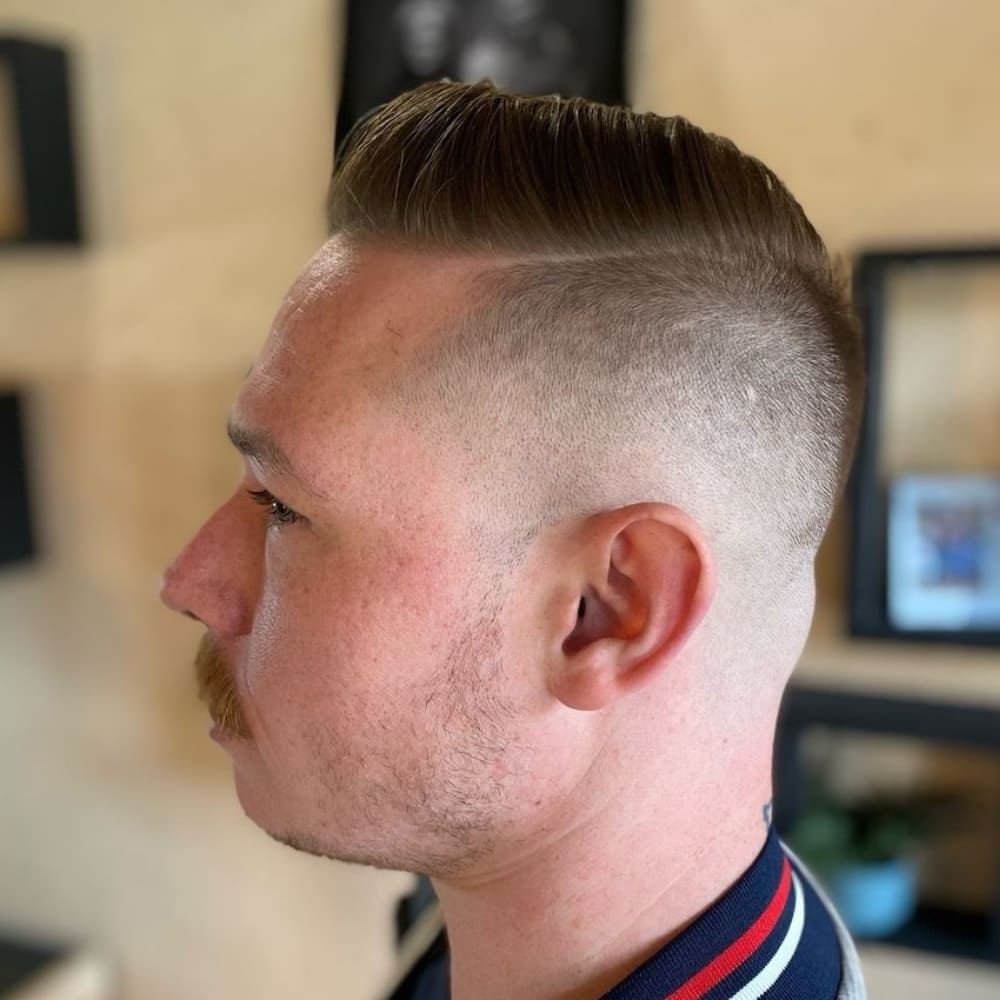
[160,240,585,878]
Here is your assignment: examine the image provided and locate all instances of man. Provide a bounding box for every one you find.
[160,80,866,999]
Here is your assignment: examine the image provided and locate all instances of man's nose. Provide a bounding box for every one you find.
[159,554,202,621]
[159,498,256,637]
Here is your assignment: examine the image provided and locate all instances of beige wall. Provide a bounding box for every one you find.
[636,0,1000,249]
[2,2,999,998]
[0,0,333,377]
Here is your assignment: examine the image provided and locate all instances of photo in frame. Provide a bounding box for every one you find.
[887,474,1000,632]
[334,0,629,151]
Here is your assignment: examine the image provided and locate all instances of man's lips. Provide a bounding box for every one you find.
[209,721,239,745]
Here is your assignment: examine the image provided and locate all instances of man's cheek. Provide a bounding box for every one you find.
[250,584,354,701]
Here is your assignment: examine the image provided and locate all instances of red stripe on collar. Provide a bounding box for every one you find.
[663,857,793,1000]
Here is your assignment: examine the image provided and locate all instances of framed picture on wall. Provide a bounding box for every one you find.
[334,0,630,152]
[0,35,82,245]
[0,390,36,567]
[848,247,1000,646]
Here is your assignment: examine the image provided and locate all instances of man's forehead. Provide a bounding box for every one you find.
[229,241,493,490]
[251,240,497,395]
[281,237,491,328]
[275,236,359,323]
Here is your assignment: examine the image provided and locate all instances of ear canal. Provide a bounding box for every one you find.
[563,596,589,656]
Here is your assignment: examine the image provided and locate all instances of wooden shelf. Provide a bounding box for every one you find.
[795,604,1000,709]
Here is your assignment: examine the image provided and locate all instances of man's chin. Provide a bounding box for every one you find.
[262,832,416,872]
[262,826,341,861]
[227,768,302,854]
[230,775,411,871]
[225,762,470,876]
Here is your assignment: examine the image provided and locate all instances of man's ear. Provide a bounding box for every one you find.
[548,504,716,712]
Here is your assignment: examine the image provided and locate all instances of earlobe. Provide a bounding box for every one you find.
[550,507,715,712]
[550,655,622,712]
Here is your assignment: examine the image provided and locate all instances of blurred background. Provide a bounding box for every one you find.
[1,1,999,997]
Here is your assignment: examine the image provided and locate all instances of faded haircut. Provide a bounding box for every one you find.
[326,80,864,585]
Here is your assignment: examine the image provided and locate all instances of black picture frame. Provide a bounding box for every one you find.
[0,35,82,245]
[334,0,630,154]
[0,389,36,567]
[848,246,1000,647]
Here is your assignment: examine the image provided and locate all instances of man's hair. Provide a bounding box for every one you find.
[326,80,864,597]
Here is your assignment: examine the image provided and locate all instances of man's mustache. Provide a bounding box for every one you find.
[194,633,250,739]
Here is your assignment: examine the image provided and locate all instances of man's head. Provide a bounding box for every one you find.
[160,81,863,879]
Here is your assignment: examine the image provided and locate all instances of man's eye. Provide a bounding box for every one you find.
[246,488,301,528]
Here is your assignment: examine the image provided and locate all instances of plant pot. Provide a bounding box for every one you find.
[827,857,918,938]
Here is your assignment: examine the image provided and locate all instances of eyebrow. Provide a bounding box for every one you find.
[226,418,328,501]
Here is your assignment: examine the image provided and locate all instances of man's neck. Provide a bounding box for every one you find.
[431,778,773,1000]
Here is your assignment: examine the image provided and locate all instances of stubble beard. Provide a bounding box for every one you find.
[192,576,524,882]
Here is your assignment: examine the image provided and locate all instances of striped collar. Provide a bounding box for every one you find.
[599,824,842,1000]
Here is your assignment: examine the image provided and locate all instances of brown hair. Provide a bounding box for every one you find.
[327,80,864,587]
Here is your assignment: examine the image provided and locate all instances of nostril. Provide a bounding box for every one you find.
[160,568,202,623]
[159,565,186,612]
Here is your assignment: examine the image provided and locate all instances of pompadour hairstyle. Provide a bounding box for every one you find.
[326,80,864,585]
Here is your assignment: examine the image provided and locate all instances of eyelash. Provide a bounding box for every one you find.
[246,488,301,529]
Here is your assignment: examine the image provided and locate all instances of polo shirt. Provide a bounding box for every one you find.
[386,823,866,999]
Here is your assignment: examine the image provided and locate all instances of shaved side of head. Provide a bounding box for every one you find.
[325,80,864,700]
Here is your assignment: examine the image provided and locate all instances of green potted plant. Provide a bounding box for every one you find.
[786,787,957,938]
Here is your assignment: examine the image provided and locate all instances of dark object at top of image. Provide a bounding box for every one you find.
[0,34,82,245]
[334,0,629,152]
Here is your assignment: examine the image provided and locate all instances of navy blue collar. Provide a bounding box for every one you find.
[600,824,842,999]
